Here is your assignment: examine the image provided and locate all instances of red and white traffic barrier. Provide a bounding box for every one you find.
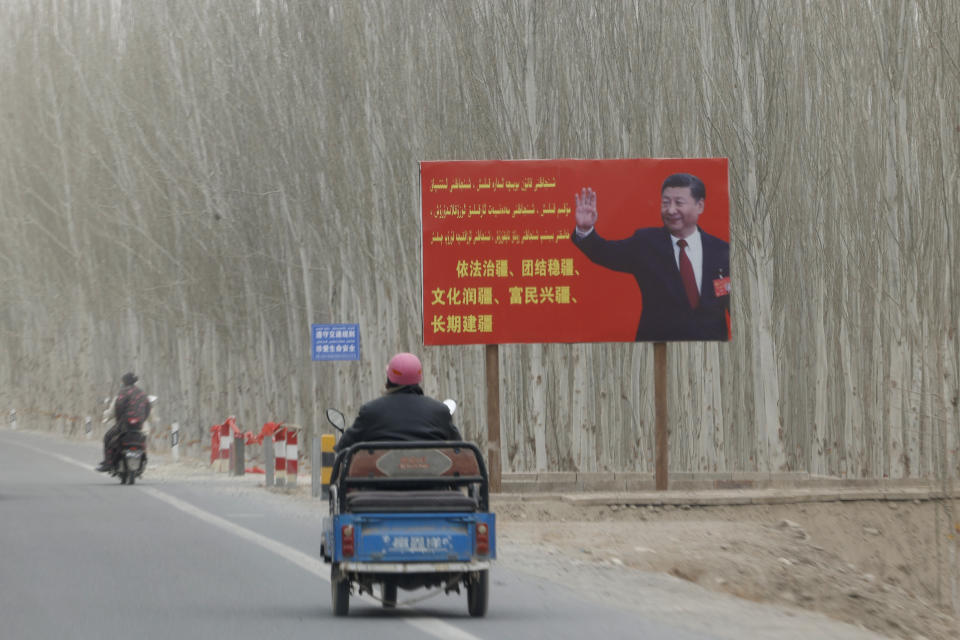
[286,427,299,487]
[207,418,298,485]
[273,427,287,486]
[210,417,241,472]
[217,424,231,471]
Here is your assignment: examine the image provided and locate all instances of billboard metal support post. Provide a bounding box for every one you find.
[485,344,502,493]
[654,342,668,491]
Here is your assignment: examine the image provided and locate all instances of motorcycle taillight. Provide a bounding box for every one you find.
[475,522,489,556]
[341,524,355,557]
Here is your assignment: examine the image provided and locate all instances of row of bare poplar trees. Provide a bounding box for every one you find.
[0,0,957,479]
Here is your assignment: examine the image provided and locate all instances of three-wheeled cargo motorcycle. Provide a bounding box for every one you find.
[320,408,495,617]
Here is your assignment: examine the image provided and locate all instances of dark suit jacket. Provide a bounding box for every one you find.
[571,226,729,341]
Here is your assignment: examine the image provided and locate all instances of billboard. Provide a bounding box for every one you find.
[420,158,729,345]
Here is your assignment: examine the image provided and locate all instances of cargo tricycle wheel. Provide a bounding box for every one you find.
[382,582,397,608]
[331,564,350,616]
[467,569,488,617]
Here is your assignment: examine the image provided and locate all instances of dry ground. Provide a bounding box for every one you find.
[494,497,960,640]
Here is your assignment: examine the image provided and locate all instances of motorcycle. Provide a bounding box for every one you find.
[106,395,157,485]
[111,429,147,485]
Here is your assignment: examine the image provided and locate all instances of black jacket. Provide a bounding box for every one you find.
[334,385,461,452]
[114,384,151,428]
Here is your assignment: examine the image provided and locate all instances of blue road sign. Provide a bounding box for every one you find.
[312,323,360,361]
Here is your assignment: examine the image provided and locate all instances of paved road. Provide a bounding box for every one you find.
[0,428,883,640]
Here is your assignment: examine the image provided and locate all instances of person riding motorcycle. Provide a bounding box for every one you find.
[334,352,461,453]
[96,372,151,472]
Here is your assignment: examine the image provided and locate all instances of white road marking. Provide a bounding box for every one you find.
[11,436,486,640]
[406,618,487,639]
[8,440,94,471]
[140,485,331,577]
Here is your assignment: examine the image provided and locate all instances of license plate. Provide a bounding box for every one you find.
[382,535,456,553]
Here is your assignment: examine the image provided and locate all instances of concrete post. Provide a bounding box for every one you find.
[84,416,92,439]
[320,434,335,500]
[264,435,274,487]
[232,435,245,476]
[9,409,17,430]
[312,424,321,498]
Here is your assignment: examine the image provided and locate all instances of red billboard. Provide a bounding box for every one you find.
[420,158,729,345]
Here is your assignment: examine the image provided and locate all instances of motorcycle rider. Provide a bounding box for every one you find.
[96,372,151,472]
[334,352,461,452]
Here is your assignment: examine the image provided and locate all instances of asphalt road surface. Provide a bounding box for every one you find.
[0,427,883,640]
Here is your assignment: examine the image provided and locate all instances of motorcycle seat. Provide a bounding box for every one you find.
[118,431,147,446]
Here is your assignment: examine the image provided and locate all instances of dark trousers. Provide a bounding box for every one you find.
[103,423,123,462]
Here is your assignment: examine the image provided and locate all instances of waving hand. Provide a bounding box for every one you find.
[575,187,598,232]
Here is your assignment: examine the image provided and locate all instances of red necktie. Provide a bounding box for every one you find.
[677,239,699,309]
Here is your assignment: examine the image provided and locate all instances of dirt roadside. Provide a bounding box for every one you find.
[494,496,960,640]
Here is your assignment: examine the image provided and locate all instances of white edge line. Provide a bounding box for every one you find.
[7,439,95,471]
[11,437,486,640]
[140,486,330,578]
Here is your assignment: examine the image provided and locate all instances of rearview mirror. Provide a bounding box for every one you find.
[325,408,346,433]
[442,399,457,416]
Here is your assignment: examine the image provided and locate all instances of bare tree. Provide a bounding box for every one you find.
[0,1,957,493]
